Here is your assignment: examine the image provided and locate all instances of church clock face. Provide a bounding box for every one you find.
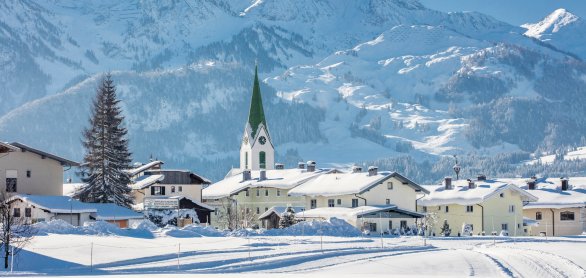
[259,136,267,145]
[243,136,249,144]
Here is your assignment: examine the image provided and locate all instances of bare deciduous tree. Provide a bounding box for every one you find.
[0,194,36,269]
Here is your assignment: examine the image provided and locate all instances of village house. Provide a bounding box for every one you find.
[7,194,143,227]
[288,166,427,234]
[500,177,586,236]
[418,176,538,236]
[0,142,78,197]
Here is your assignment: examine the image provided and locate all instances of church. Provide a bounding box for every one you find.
[203,66,427,232]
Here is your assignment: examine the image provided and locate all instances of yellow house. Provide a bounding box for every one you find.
[289,166,428,234]
[418,176,538,236]
[202,164,325,229]
[500,177,586,236]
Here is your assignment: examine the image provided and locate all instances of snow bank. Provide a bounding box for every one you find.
[161,224,224,238]
[229,218,362,237]
[33,220,154,238]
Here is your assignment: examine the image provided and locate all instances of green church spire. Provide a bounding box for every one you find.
[247,65,267,139]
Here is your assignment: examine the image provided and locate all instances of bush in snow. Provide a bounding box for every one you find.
[440,220,451,237]
[278,206,296,229]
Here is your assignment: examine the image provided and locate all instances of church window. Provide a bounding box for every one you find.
[259,151,266,169]
[245,152,248,169]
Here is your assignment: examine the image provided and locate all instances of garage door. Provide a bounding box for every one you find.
[55,213,79,226]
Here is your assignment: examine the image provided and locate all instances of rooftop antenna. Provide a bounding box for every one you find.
[453,154,461,180]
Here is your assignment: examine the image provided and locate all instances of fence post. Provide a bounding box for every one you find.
[90,242,93,272]
[10,245,14,273]
[177,243,181,269]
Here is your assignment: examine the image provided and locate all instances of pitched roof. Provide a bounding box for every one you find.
[0,142,20,153]
[247,65,268,139]
[91,203,144,220]
[296,205,424,222]
[130,174,165,190]
[9,142,79,166]
[498,177,586,209]
[418,179,538,207]
[63,183,85,197]
[202,168,325,199]
[8,195,96,213]
[288,170,428,197]
[126,160,164,177]
[258,206,305,220]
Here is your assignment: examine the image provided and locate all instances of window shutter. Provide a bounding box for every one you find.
[151,186,155,195]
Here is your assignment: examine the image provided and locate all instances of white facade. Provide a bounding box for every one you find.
[240,124,274,171]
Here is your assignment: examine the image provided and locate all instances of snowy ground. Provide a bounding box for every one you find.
[5,230,586,277]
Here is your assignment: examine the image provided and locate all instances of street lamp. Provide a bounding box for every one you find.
[453,155,461,180]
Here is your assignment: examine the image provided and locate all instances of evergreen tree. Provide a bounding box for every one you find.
[74,74,133,207]
[440,219,451,237]
[278,206,296,228]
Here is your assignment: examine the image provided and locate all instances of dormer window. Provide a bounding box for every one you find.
[536,212,542,220]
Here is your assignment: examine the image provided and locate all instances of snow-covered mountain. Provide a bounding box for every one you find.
[0,1,585,181]
[522,8,586,59]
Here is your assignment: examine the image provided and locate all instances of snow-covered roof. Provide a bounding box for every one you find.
[91,203,144,220]
[258,206,305,220]
[288,171,428,197]
[63,183,85,197]
[130,174,165,190]
[296,205,423,222]
[167,196,215,211]
[498,177,586,209]
[126,160,164,177]
[9,142,79,166]
[418,179,538,207]
[0,142,20,152]
[8,195,96,213]
[203,168,326,199]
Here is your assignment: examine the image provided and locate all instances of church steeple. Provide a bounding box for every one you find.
[247,65,267,139]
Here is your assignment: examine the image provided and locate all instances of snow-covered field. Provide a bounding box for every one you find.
[7,224,586,277]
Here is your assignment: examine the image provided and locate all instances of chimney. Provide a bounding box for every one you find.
[561,177,569,191]
[298,162,306,169]
[467,179,475,189]
[477,174,487,181]
[307,161,316,172]
[352,165,362,173]
[259,170,267,181]
[275,163,284,170]
[527,177,536,190]
[444,177,452,190]
[368,166,378,176]
[242,170,252,181]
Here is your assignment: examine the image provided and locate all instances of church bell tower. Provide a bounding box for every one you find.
[240,65,274,171]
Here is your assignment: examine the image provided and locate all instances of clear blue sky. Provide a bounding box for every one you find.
[418,0,586,26]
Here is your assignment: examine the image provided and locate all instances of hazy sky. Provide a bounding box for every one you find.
[418,0,586,26]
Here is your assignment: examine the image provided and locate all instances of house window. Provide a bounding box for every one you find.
[151,186,165,196]
[438,206,441,211]
[328,199,335,207]
[25,208,31,217]
[369,223,377,232]
[466,206,474,213]
[6,170,17,193]
[387,182,393,190]
[445,206,449,213]
[351,199,359,208]
[388,221,393,230]
[386,199,391,205]
[500,193,505,198]
[178,186,183,192]
[508,205,515,213]
[256,207,260,214]
[423,206,427,212]
[400,220,407,229]
[265,189,269,197]
[259,151,266,169]
[337,199,342,205]
[13,208,20,217]
[171,186,176,193]
[501,223,508,231]
[311,199,317,209]
[277,190,281,197]
[536,212,542,220]
[245,190,249,197]
[561,211,575,221]
[26,170,31,178]
[256,189,260,197]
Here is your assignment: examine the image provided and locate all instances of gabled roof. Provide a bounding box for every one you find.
[296,205,424,222]
[258,206,305,220]
[498,177,586,209]
[202,168,326,199]
[418,179,538,207]
[8,195,96,213]
[9,142,79,166]
[63,183,85,197]
[130,174,165,190]
[91,203,144,220]
[126,161,164,177]
[288,170,428,197]
[0,142,20,153]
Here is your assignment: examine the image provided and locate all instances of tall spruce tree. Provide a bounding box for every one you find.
[74,74,133,207]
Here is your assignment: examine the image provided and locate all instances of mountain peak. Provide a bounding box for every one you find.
[522,8,580,38]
